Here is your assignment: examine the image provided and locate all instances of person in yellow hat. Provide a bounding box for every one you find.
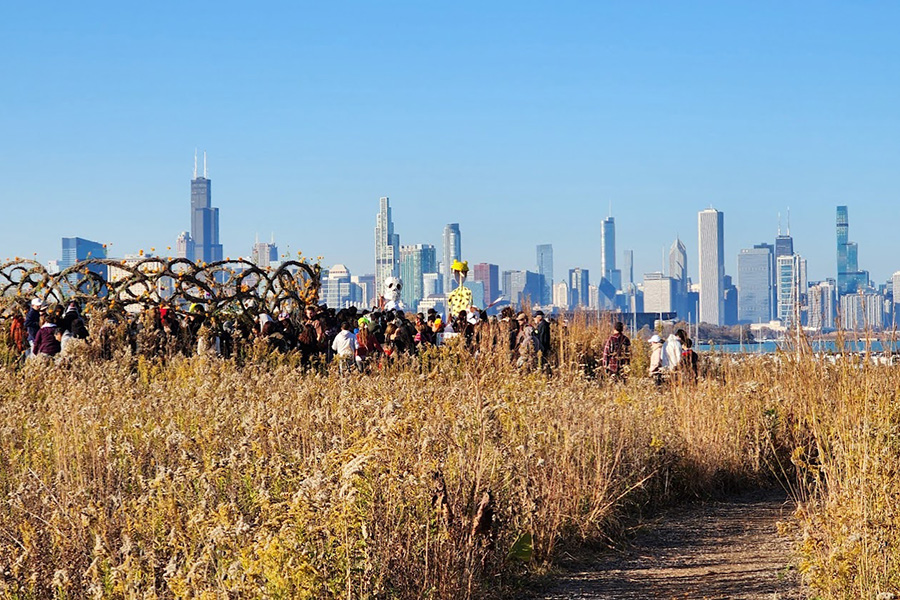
[446,260,472,319]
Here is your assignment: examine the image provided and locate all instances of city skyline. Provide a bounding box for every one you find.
[29,195,900,331]
[2,4,899,286]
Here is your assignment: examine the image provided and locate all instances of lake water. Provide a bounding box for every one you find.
[696,340,899,354]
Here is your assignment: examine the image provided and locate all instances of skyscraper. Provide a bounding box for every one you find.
[622,250,634,289]
[374,197,400,288]
[669,237,688,316]
[775,233,793,259]
[553,281,569,309]
[323,264,352,308]
[536,244,553,306]
[442,223,461,292]
[737,246,774,323]
[600,216,621,290]
[568,268,590,308]
[399,244,437,310]
[669,238,687,287]
[808,282,836,331]
[61,237,105,268]
[175,232,195,260]
[840,292,884,331]
[698,209,725,325]
[472,263,499,307]
[251,235,279,268]
[61,237,108,280]
[776,254,802,326]
[190,151,223,264]
[503,270,542,308]
[836,206,868,294]
[642,272,676,314]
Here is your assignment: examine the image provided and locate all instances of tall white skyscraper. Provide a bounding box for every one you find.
[777,254,804,326]
[698,209,725,325]
[374,197,400,288]
[442,223,461,292]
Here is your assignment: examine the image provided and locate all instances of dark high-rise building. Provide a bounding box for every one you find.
[61,237,105,268]
[836,206,868,294]
[472,263,499,307]
[536,244,553,306]
[60,237,108,287]
[774,235,793,258]
[190,151,223,264]
[601,216,621,290]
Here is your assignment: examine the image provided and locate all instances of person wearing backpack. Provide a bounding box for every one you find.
[601,321,631,380]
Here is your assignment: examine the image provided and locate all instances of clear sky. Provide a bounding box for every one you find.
[2,2,899,285]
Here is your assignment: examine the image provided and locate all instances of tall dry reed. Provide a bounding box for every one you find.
[0,323,896,598]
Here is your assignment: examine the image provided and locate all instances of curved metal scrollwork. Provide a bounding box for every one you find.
[0,258,321,315]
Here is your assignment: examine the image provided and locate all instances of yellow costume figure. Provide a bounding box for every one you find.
[446,260,473,317]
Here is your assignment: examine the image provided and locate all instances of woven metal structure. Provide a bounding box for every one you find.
[0,258,321,316]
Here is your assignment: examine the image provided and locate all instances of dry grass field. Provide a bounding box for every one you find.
[0,321,897,598]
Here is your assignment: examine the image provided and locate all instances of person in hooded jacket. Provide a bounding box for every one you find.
[32,312,61,357]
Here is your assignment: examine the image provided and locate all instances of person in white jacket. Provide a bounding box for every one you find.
[331,321,358,375]
[661,334,682,370]
[661,328,688,373]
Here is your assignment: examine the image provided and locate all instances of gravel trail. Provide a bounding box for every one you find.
[535,489,804,600]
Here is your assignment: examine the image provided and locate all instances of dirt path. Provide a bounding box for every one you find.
[535,489,804,600]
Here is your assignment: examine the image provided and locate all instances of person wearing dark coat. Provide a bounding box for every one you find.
[60,301,89,339]
[24,299,42,345]
[533,311,551,356]
[533,310,552,373]
[32,314,61,357]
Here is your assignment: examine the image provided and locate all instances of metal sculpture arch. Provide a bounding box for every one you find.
[0,258,321,316]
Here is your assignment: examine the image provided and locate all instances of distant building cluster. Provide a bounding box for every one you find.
[47,152,900,332]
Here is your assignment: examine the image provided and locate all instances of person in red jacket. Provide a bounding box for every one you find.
[8,307,27,356]
[601,321,631,380]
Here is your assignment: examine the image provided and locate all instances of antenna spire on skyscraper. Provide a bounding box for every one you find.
[777,212,782,236]
[193,148,198,179]
[203,151,208,179]
[787,206,791,235]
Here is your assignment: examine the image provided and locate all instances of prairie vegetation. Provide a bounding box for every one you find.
[0,320,897,598]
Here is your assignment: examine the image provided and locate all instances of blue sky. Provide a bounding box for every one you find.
[2,2,899,285]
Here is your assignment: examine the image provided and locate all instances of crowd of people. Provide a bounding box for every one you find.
[5,296,704,385]
[598,322,699,384]
[3,297,556,373]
